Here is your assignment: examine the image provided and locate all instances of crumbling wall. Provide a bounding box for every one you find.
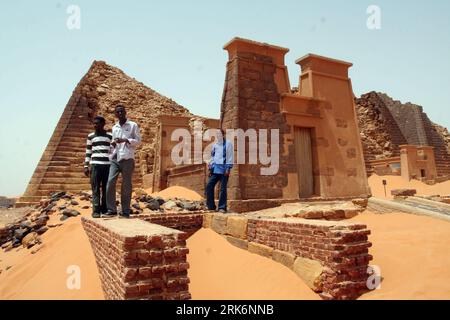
[82,217,191,300]
[204,212,373,300]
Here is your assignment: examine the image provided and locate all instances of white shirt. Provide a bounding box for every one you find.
[110,120,141,162]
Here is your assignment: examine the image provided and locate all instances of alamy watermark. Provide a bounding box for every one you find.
[367,5,381,30]
[170,122,280,176]
[66,264,81,290]
[66,5,81,30]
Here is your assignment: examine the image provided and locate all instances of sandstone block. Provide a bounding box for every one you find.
[272,250,296,269]
[202,212,214,229]
[293,257,325,292]
[391,189,417,197]
[211,214,228,234]
[226,216,248,239]
[248,242,273,258]
[226,236,249,250]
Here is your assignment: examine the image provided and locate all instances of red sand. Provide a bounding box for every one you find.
[368,174,450,199]
[0,204,103,300]
[352,211,450,300]
[187,228,319,300]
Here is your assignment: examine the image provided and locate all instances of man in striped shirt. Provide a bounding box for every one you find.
[84,116,112,218]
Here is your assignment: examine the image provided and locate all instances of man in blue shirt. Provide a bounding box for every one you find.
[206,128,233,213]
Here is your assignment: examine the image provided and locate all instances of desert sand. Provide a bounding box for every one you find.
[187,228,319,300]
[1,182,450,300]
[353,211,450,300]
[149,186,204,201]
[369,174,450,199]
[0,201,103,300]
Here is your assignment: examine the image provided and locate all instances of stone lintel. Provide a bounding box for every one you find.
[296,53,352,78]
[223,37,289,65]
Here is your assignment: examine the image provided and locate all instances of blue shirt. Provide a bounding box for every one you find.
[209,140,234,174]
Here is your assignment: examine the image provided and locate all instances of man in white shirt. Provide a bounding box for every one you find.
[105,105,141,218]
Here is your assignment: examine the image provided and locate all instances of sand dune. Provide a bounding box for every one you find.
[149,186,204,201]
[0,207,103,300]
[352,211,450,300]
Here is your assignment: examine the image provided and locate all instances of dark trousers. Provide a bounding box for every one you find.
[106,159,135,215]
[90,164,110,214]
[206,173,229,211]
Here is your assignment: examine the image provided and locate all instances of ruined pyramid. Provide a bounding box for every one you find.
[16,61,191,207]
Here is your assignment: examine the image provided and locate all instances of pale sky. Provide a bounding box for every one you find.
[1,0,449,196]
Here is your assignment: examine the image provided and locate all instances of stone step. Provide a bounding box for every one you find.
[38,182,92,188]
[54,146,86,153]
[62,131,93,138]
[58,141,88,148]
[15,202,38,208]
[42,171,88,178]
[41,177,89,184]
[34,190,89,197]
[52,149,86,161]
[61,137,92,144]
[17,195,43,202]
[52,156,82,162]
[47,160,71,166]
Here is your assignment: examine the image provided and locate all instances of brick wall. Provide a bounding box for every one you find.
[204,213,373,300]
[138,213,204,237]
[82,217,191,300]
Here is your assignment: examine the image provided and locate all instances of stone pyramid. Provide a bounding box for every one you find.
[16,61,191,207]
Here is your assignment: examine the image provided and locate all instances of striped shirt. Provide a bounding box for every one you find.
[84,131,112,167]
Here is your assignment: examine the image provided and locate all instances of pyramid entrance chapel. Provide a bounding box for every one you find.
[18,37,449,208]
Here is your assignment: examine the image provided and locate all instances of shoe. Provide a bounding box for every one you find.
[119,212,130,219]
[218,209,227,213]
[92,212,101,218]
[103,212,117,217]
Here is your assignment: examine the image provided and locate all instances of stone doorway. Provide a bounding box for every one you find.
[294,127,314,198]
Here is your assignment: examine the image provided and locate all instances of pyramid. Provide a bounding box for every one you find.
[356,91,450,177]
[16,61,191,207]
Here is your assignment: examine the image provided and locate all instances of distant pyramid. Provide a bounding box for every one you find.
[356,91,450,177]
[16,61,191,207]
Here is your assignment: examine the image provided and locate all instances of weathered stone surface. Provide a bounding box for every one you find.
[226,236,248,250]
[202,212,214,229]
[211,214,228,234]
[248,242,273,258]
[391,189,417,197]
[272,250,295,269]
[22,232,40,248]
[292,257,324,292]
[225,216,248,239]
[62,209,80,217]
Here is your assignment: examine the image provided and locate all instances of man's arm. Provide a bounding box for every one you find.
[84,136,92,176]
[225,141,233,175]
[127,123,141,147]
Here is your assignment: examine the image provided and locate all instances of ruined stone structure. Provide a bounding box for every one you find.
[220,38,370,207]
[16,61,191,207]
[82,217,191,300]
[356,91,450,179]
[205,212,373,300]
[146,116,219,195]
[82,210,373,300]
[367,145,438,182]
